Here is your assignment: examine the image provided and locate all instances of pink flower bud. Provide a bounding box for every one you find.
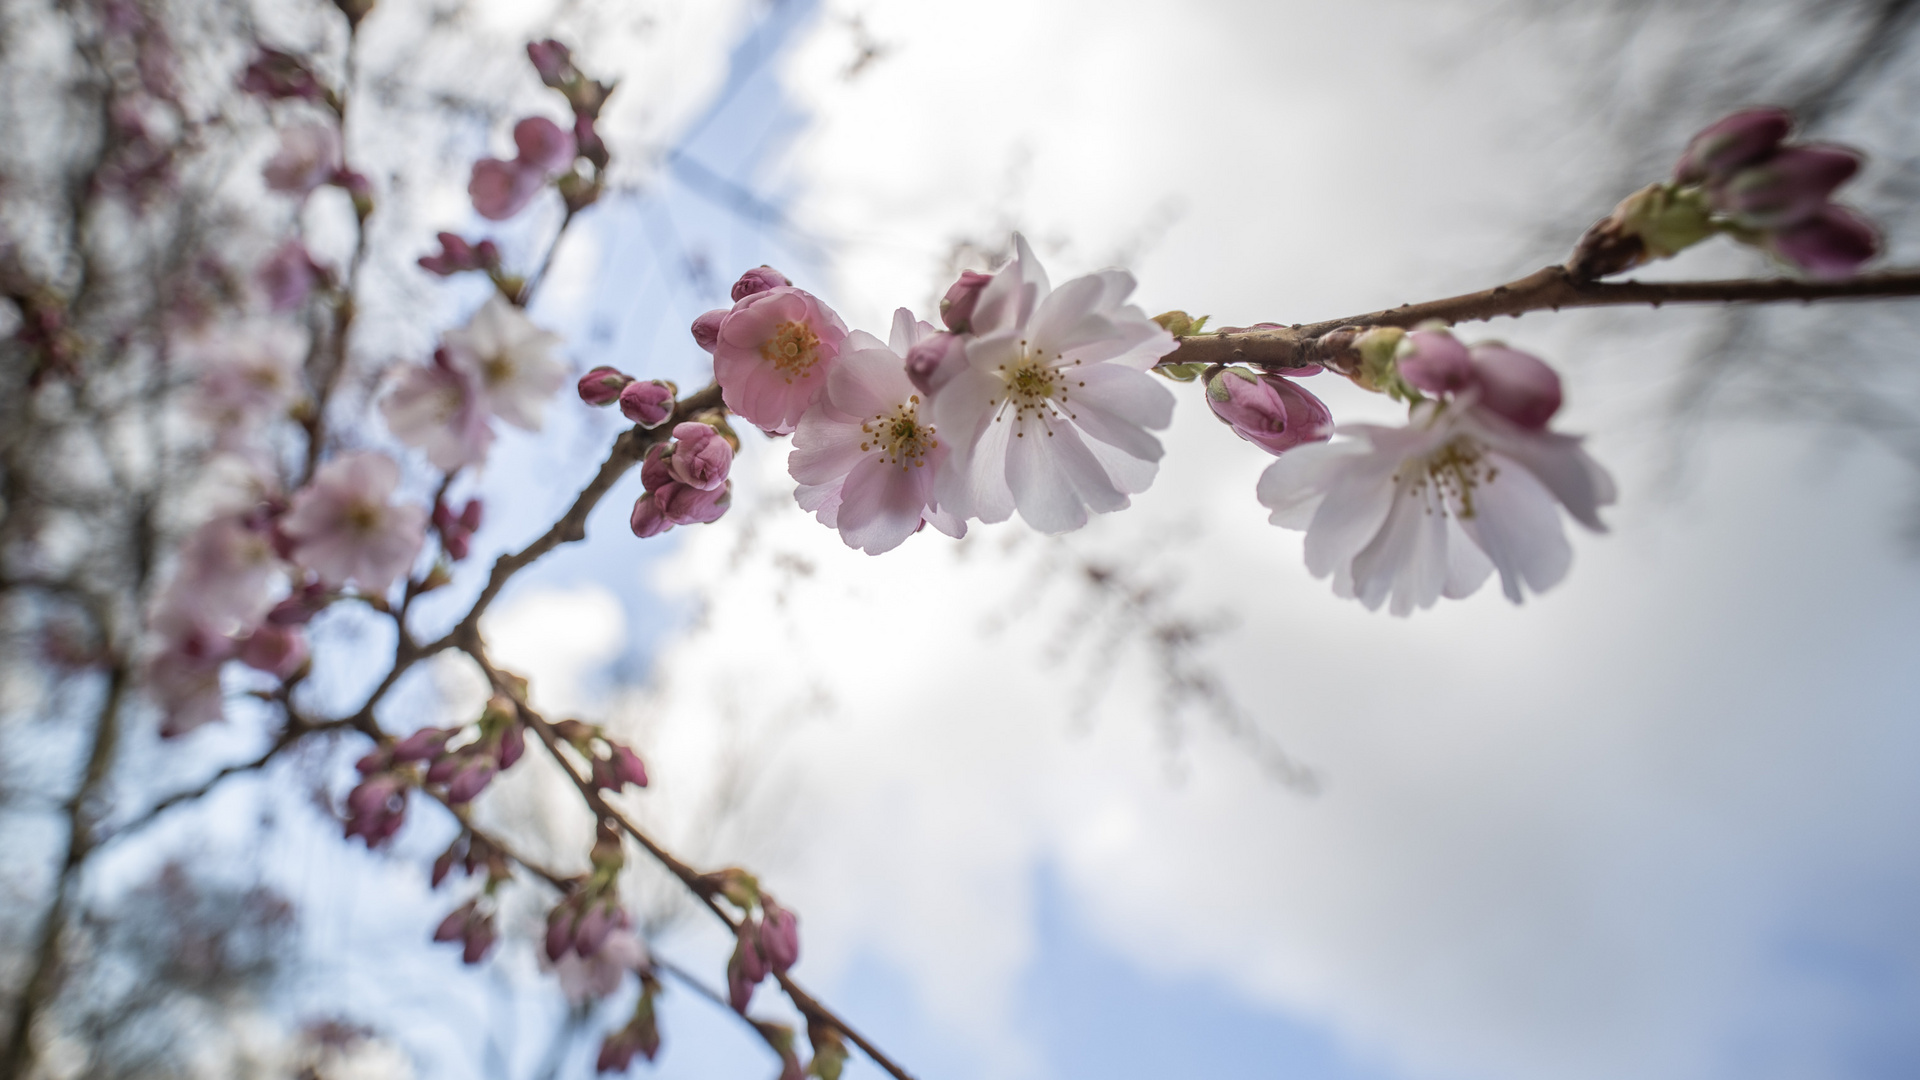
[1768,203,1880,279]
[1716,144,1861,229]
[639,443,673,492]
[496,722,525,769]
[629,492,672,539]
[731,265,792,303]
[1396,329,1474,395]
[574,113,608,170]
[392,726,455,763]
[425,753,458,785]
[545,901,576,961]
[939,270,992,333]
[727,924,768,1012]
[618,380,675,427]
[418,232,498,276]
[257,240,320,312]
[667,422,732,490]
[659,480,730,526]
[263,124,341,195]
[572,900,620,957]
[237,622,308,678]
[527,39,573,88]
[469,158,544,221]
[267,582,329,626]
[433,497,482,561]
[1675,107,1792,185]
[690,308,727,353]
[462,912,497,963]
[343,773,408,847]
[1468,344,1563,429]
[578,365,633,406]
[445,756,498,803]
[240,48,323,101]
[593,743,648,790]
[759,899,799,973]
[1204,369,1333,455]
[906,331,968,397]
[433,900,474,943]
[513,116,576,173]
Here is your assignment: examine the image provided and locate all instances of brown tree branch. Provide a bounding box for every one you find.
[1163,265,1920,375]
[462,648,918,1080]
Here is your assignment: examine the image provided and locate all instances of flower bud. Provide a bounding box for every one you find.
[444,754,497,803]
[667,422,732,490]
[391,725,455,763]
[240,48,323,101]
[1351,326,1407,394]
[659,480,730,526]
[237,623,309,678]
[731,265,792,303]
[513,116,576,173]
[618,379,675,427]
[433,899,475,943]
[639,443,673,492]
[343,773,408,847]
[496,722,525,769]
[1768,203,1880,279]
[574,113,608,171]
[939,270,992,333]
[1204,369,1333,455]
[690,308,727,353]
[906,331,968,397]
[1468,344,1563,429]
[593,743,649,791]
[526,39,573,88]
[577,365,633,406]
[759,899,799,973]
[727,923,768,1012]
[629,492,672,539]
[1715,144,1861,229]
[469,157,543,221]
[1395,329,1475,395]
[1675,107,1792,185]
[258,240,320,312]
[545,900,577,961]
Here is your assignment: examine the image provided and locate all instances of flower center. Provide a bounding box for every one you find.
[1400,436,1499,519]
[992,342,1086,437]
[859,396,937,469]
[761,320,822,382]
[481,353,515,388]
[345,501,382,534]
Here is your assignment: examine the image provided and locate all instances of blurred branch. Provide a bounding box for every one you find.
[464,648,918,1080]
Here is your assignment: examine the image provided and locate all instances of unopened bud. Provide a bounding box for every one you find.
[691,308,727,353]
[1395,328,1474,395]
[731,265,792,303]
[618,379,675,427]
[1768,203,1880,279]
[513,116,575,173]
[1351,326,1407,394]
[659,480,730,526]
[1715,144,1861,229]
[905,332,967,396]
[527,39,573,88]
[578,365,633,406]
[1675,107,1792,185]
[1204,368,1333,456]
[1468,344,1563,429]
[639,442,673,491]
[759,898,799,973]
[939,270,992,333]
[237,623,309,679]
[629,492,672,539]
[667,422,732,490]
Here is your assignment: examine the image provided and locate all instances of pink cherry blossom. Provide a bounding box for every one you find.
[256,240,321,312]
[790,309,966,554]
[712,286,849,436]
[512,116,575,173]
[236,622,308,678]
[181,320,305,439]
[665,421,731,490]
[939,270,992,333]
[1396,329,1474,395]
[263,123,340,195]
[380,352,494,471]
[440,296,568,432]
[280,451,427,595]
[690,308,726,352]
[1469,344,1563,429]
[1257,401,1616,615]
[930,234,1178,535]
[469,158,545,221]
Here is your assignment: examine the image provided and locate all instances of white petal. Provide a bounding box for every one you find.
[1006,417,1092,534]
[1457,458,1574,602]
[1350,480,1450,616]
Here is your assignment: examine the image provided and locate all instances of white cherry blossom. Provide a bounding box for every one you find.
[931,235,1178,534]
[440,296,567,432]
[1257,402,1616,615]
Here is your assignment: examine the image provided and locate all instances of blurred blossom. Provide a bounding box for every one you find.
[440,296,568,432]
[553,928,649,1004]
[235,622,308,678]
[239,47,324,101]
[417,232,499,276]
[938,269,992,333]
[1396,329,1475,396]
[256,240,321,311]
[1674,107,1792,185]
[381,352,494,471]
[1469,344,1564,430]
[180,320,306,440]
[280,451,427,596]
[791,309,966,554]
[262,123,340,195]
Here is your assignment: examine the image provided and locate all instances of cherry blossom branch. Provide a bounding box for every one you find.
[462,648,918,1080]
[1164,265,1920,375]
[410,789,803,1069]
